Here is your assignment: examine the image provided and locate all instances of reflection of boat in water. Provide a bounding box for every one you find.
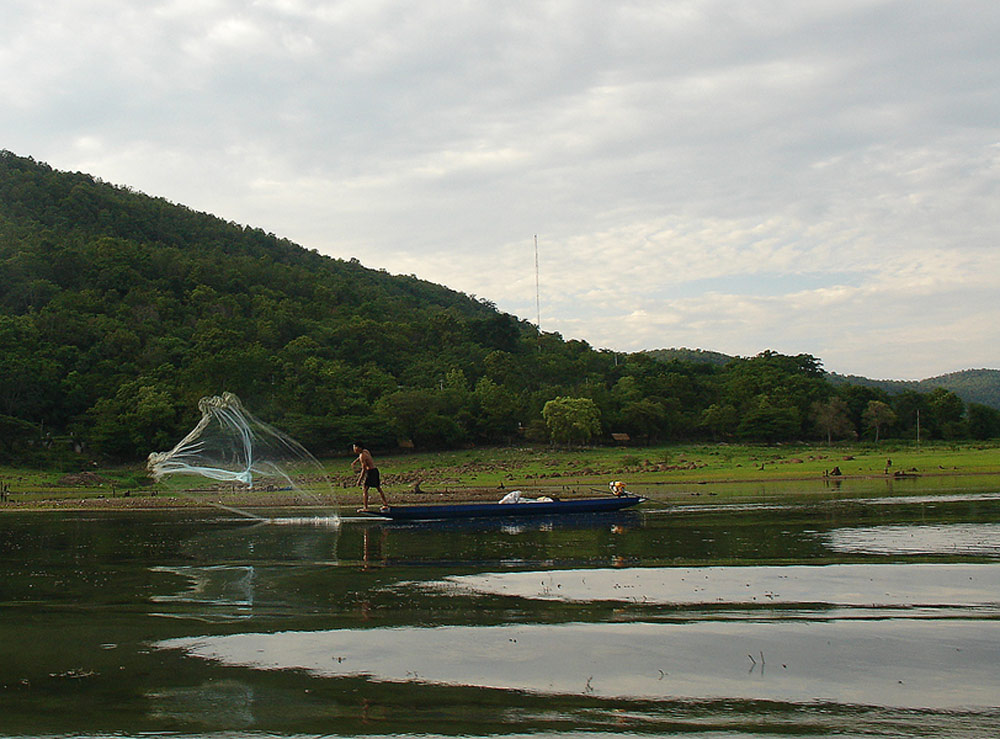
[359,494,645,522]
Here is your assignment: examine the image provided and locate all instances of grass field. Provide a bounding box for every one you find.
[2,440,999,509]
[363,441,1000,487]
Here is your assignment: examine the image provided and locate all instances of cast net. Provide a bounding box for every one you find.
[147,392,333,503]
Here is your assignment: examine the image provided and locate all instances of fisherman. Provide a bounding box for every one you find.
[351,443,390,512]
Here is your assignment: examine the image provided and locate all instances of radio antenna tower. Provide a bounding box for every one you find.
[534,234,541,332]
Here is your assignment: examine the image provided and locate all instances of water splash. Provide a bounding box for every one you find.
[266,516,342,527]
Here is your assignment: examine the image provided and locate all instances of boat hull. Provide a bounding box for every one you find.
[362,495,645,521]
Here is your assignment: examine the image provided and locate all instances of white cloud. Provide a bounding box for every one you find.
[3,0,1000,378]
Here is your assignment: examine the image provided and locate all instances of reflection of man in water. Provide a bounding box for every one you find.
[351,443,389,511]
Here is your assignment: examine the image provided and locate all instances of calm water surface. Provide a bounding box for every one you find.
[2,482,1000,738]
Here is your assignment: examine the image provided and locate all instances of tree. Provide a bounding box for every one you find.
[414,413,465,449]
[0,315,59,420]
[87,380,179,458]
[812,397,856,445]
[541,396,601,446]
[700,403,738,441]
[723,351,828,437]
[374,388,444,446]
[737,396,800,443]
[862,400,896,444]
[472,377,520,442]
[0,414,42,459]
[611,376,643,407]
[967,403,1000,440]
[620,397,669,444]
[891,390,930,440]
[927,387,966,439]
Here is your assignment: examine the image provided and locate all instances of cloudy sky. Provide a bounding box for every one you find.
[4,1,999,379]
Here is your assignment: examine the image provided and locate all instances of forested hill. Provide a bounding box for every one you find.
[646,349,1000,411]
[0,151,494,317]
[0,150,533,458]
[827,369,1000,411]
[2,151,999,465]
[643,348,733,367]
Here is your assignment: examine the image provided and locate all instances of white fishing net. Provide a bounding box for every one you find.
[147,392,327,495]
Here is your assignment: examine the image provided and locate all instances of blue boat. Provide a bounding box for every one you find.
[359,494,645,521]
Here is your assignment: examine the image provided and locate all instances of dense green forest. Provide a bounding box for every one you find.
[828,368,1000,410]
[2,151,999,466]
[647,349,1000,410]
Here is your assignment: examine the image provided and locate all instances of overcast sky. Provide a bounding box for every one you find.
[4,0,999,379]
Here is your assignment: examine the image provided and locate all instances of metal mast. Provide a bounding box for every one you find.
[534,234,541,332]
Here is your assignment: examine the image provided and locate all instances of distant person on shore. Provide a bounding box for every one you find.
[351,443,389,511]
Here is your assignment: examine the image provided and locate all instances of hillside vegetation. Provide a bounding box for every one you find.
[647,349,1000,410]
[2,151,999,467]
[829,369,1000,410]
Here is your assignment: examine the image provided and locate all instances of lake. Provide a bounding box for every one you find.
[2,480,1000,737]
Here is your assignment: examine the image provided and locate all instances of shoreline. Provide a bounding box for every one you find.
[3,468,998,513]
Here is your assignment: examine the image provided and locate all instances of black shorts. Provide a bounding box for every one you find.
[364,468,381,488]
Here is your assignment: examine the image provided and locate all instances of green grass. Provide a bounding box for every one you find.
[3,440,999,504]
[354,441,1000,487]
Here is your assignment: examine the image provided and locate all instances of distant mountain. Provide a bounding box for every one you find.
[646,349,1000,411]
[920,369,1000,408]
[828,369,1000,410]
